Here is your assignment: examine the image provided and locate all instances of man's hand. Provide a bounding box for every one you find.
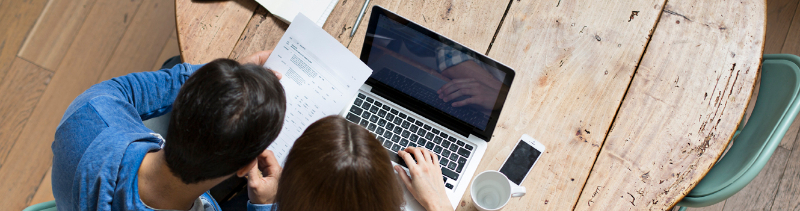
[440,60,502,91]
[437,78,499,111]
[394,147,454,211]
[246,150,282,204]
[238,50,283,80]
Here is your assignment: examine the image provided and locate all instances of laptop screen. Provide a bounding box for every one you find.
[361,7,513,136]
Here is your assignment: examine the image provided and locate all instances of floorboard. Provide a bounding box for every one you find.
[0,57,54,169]
[765,0,799,54]
[0,0,48,81]
[781,1,800,54]
[771,134,800,211]
[681,202,725,211]
[722,147,791,211]
[97,0,176,81]
[151,34,180,72]
[29,168,54,205]
[17,0,97,71]
[0,0,144,209]
[0,57,55,210]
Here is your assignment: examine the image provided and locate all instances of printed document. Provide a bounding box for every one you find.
[264,14,372,164]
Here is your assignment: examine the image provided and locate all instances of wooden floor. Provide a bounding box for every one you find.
[0,0,797,210]
[0,0,179,209]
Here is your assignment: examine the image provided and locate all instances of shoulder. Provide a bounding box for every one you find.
[56,95,139,138]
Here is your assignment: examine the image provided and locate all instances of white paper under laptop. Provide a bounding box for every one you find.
[264,14,372,164]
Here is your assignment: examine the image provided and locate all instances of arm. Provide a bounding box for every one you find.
[247,201,275,211]
[246,150,282,206]
[64,63,204,122]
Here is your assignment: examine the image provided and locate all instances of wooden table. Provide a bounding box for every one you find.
[176,0,765,210]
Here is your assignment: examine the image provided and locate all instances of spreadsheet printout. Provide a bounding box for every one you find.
[263,14,372,164]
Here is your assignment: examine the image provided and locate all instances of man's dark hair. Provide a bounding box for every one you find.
[164,59,285,184]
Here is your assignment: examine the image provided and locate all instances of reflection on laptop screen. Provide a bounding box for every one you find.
[365,15,507,130]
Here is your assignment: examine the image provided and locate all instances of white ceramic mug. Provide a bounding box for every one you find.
[470,170,526,211]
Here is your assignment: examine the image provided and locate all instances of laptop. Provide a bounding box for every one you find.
[338,6,515,210]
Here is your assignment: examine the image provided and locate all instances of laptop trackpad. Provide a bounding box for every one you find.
[395,171,427,211]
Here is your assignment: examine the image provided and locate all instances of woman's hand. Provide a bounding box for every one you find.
[246,150,282,204]
[394,147,454,211]
[238,50,283,80]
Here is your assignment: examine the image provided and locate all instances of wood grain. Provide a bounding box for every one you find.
[0,57,53,171]
[679,202,725,211]
[721,147,789,211]
[765,0,799,54]
[454,0,668,210]
[771,132,800,211]
[0,0,48,81]
[227,7,288,62]
[346,0,510,57]
[29,168,54,205]
[782,2,800,55]
[17,0,97,71]
[0,0,144,209]
[97,0,176,81]
[321,0,382,46]
[577,0,765,210]
[151,35,181,72]
[228,0,511,62]
[175,0,257,64]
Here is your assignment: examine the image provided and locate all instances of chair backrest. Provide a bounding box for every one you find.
[23,200,56,211]
[142,111,171,136]
[683,54,800,205]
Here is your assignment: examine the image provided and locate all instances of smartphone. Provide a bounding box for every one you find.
[498,134,545,186]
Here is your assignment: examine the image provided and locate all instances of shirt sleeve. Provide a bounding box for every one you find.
[66,63,205,122]
[247,201,275,211]
[436,44,475,72]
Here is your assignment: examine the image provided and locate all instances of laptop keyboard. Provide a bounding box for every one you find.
[345,93,475,190]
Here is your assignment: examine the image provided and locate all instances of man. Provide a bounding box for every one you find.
[52,51,285,210]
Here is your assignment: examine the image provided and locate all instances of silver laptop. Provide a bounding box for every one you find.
[338,6,516,210]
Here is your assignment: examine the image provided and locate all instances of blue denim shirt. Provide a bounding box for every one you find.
[52,63,274,211]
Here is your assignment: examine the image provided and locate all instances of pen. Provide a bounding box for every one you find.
[350,0,370,37]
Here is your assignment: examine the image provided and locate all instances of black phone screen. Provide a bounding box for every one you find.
[499,140,541,185]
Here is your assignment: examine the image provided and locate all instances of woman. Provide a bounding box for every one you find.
[251,116,453,211]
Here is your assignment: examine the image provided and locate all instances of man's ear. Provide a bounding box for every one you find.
[237,158,258,177]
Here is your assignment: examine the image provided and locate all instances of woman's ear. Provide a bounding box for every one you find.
[237,158,258,177]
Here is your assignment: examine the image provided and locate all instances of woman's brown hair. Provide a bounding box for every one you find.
[274,115,404,211]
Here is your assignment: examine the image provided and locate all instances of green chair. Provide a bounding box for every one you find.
[676,54,800,210]
[23,200,55,211]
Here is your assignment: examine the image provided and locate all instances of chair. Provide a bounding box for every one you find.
[23,200,55,211]
[676,54,800,210]
[142,111,171,137]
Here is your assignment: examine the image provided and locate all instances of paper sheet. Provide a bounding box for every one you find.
[256,0,338,27]
[264,14,372,164]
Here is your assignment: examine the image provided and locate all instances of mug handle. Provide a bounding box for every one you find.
[510,184,526,197]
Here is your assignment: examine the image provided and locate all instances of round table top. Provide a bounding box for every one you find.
[176,0,765,209]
